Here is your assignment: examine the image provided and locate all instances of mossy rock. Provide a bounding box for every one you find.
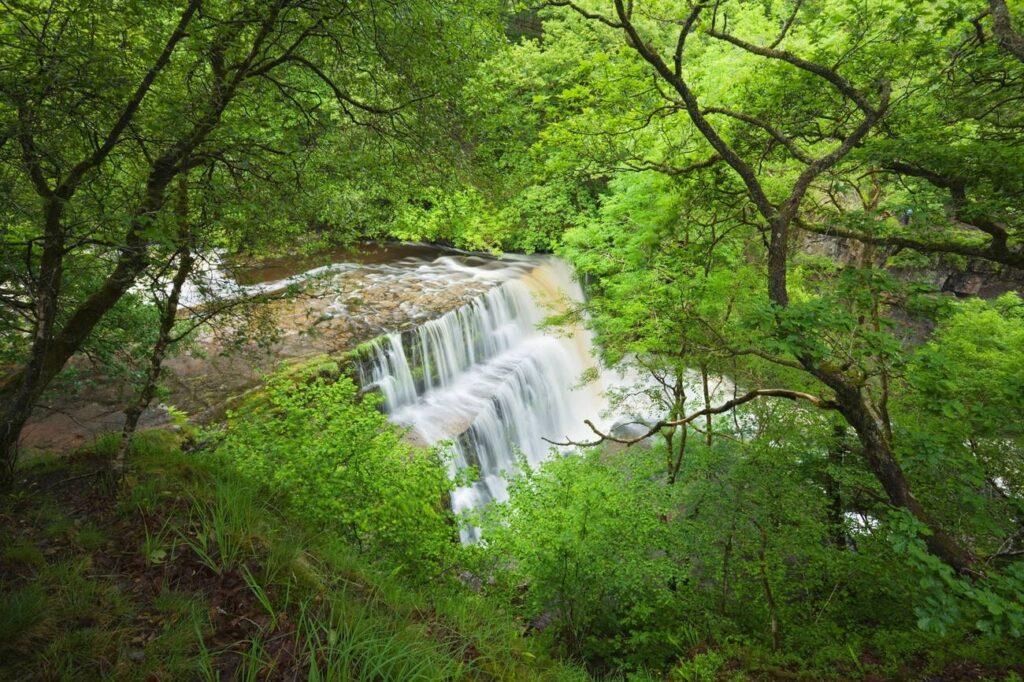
[228,356,344,418]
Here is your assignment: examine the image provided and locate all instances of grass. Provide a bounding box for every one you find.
[0,430,585,681]
[5,431,1019,681]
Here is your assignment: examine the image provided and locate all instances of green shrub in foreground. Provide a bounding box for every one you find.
[216,369,456,576]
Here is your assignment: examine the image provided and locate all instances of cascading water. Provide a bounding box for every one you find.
[357,257,606,542]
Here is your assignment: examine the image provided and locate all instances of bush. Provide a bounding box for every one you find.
[482,448,689,671]
[216,368,456,575]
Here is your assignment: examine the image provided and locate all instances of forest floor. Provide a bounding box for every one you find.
[2,430,1019,681]
[0,431,574,681]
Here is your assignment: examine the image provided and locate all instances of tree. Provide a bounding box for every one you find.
[0,0,501,485]
[521,0,1024,577]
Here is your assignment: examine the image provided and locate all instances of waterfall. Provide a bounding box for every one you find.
[356,257,606,542]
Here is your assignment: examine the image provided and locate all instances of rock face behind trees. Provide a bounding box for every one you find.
[17,250,503,455]
[800,231,1024,298]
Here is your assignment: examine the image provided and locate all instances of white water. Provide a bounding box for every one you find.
[356,257,607,541]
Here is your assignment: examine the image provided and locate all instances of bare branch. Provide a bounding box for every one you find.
[545,388,838,448]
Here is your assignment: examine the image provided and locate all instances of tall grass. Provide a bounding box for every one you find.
[297,597,466,682]
[178,477,261,575]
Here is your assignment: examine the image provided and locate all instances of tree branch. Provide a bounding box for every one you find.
[706,27,879,116]
[607,0,777,222]
[284,54,411,116]
[544,1,623,28]
[59,0,201,196]
[545,388,838,448]
[703,107,814,164]
[769,0,805,49]
[674,3,706,76]
[881,162,1011,252]
[795,217,1024,269]
[620,153,722,176]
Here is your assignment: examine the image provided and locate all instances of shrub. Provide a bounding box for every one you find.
[216,369,455,576]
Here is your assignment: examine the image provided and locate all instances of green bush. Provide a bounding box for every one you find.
[216,369,456,576]
[483,448,689,671]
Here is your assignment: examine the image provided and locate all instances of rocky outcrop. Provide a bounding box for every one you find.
[799,232,1024,298]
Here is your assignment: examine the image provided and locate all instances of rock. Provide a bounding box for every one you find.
[942,272,985,297]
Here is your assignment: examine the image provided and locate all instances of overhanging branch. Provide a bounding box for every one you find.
[544,388,838,448]
[795,217,1024,269]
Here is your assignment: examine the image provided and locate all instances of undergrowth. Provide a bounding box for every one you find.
[0,431,583,681]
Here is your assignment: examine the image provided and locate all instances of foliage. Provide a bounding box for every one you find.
[0,431,584,681]
[483,421,1024,678]
[4,0,1024,679]
[216,366,456,575]
[425,3,1024,674]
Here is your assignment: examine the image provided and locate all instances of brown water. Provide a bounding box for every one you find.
[229,242,464,286]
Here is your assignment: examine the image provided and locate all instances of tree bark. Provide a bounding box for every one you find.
[115,180,194,480]
[990,0,1024,63]
[0,196,64,487]
[825,425,849,549]
[812,368,978,575]
[701,364,713,446]
[0,160,180,486]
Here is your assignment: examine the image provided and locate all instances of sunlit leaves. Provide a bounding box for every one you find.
[217,368,456,576]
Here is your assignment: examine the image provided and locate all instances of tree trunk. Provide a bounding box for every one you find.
[767,216,791,308]
[825,425,849,549]
[0,196,66,487]
[0,163,180,488]
[115,248,193,476]
[701,364,713,446]
[115,179,194,479]
[815,369,978,575]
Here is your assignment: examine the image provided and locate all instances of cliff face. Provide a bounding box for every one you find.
[799,232,1024,298]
